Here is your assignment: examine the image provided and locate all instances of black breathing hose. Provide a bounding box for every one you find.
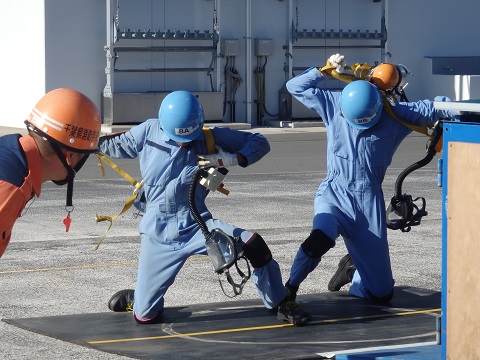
[188,167,210,238]
[394,152,435,200]
[394,123,443,200]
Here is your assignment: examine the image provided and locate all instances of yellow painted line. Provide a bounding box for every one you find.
[0,256,206,275]
[0,262,138,275]
[87,308,440,345]
[320,308,441,323]
[88,323,293,344]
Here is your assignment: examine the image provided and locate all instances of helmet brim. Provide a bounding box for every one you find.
[346,107,383,130]
[25,120,100,154]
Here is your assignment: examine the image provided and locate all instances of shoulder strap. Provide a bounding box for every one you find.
[381,97,433,138]
[202,127,216,154]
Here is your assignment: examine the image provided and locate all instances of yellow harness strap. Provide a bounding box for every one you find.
[381,96,433,138]
[319,62,372,84]
[94,153,143,250]
[319,60,433,138]
[93,127,217,250]
[202,126,216,154]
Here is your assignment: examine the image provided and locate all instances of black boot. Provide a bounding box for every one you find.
[328,254,356,291]
[108,289,135,312]
[277,299,310,326]
[285,280,299,302]
[277,281,309,326]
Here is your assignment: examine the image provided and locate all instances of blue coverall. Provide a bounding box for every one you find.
[286,67,456,299]
[99,119,286,321]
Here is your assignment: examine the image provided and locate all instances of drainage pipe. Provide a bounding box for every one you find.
[245,0,252,125]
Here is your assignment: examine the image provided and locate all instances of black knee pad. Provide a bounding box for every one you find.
[241,233,272,268]
[367,289,394,304]
[301,229,335,259]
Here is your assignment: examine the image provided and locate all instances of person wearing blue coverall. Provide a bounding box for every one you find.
[283,55,457,304]
[100,90,310,326]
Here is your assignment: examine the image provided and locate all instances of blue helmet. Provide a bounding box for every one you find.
[340,80,383,129]
[159,91,205,142]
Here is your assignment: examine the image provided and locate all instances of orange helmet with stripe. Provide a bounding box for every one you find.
[26,88,101,153]
[369,63,401,91]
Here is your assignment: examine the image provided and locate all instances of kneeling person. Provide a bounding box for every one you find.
[101,91,310,326]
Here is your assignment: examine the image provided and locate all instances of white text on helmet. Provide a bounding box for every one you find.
[355,113,377,125]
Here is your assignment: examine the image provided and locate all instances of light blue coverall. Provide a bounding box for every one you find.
[286,67,456,300]
[99,119,286,321]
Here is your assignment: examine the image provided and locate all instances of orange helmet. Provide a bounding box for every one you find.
[26,88,101,153]
[369,63,400,91]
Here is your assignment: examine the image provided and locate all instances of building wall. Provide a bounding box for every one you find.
[0,0,46,128]
[1,0,479,128]
[386,0,480,102]
[44,0,106,104]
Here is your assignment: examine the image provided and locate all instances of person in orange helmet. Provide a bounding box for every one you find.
[368,63,401,91]
[367,62,414,102]
[0,88,101,257]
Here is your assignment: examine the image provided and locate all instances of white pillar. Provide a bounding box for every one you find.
[455,75,471,101]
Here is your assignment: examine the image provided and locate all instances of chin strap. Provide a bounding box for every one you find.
[49,141,77,232]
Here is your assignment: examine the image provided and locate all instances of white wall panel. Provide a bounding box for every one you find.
[1,0,480,128]
[0,0,45,128]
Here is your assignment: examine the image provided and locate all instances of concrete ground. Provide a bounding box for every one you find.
[0,124,443,359]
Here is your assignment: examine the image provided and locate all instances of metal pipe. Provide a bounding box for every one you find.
[384,0,388,62]
[245,0,252,125]
[287,0,293,82]
[103,0,116,125]
[113,46,217,52]
[215,0,221,94]
[114,68,214,73]
[289,45,385,50]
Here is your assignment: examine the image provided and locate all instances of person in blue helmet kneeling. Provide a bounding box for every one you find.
[282,54,457,305]
[99,90,310,326]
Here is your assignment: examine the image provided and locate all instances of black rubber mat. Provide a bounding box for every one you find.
[3,286,440,360]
